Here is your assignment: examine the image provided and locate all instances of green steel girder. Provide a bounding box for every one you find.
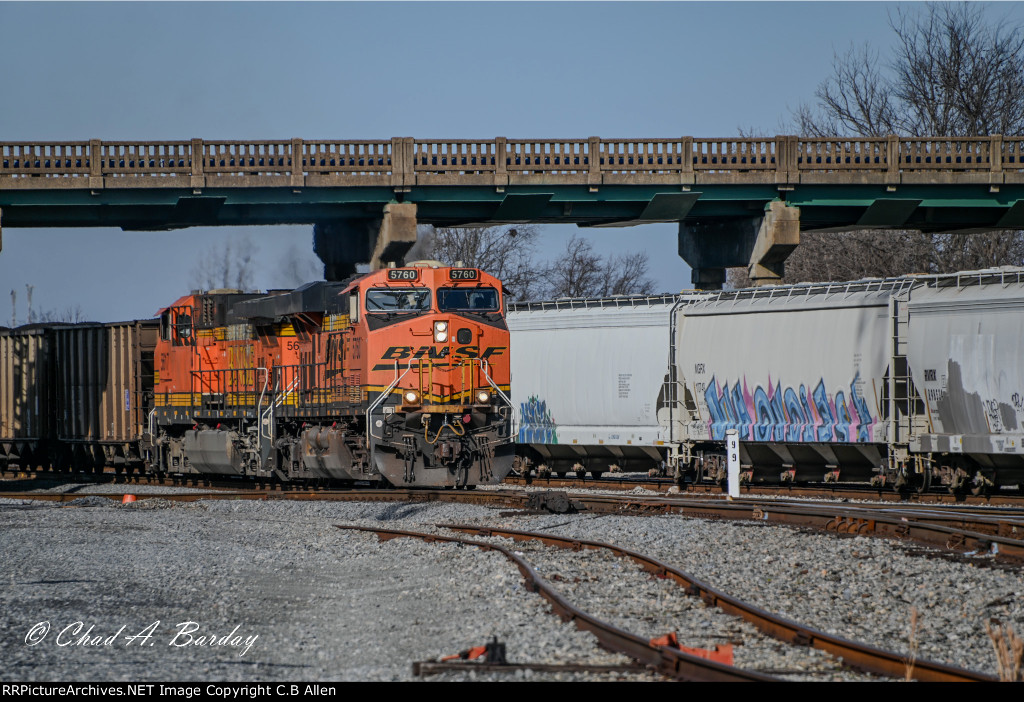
[998,201,1024,228]
[0,183,1022,233]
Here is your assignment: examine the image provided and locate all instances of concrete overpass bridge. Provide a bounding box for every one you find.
[2,135,1023,287]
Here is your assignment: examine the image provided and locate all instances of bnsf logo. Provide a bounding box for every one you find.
[381,345,506,360]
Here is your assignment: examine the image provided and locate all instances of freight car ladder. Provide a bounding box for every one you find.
[886,293,926,473]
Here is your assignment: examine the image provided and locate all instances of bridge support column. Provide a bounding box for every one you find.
[370,202,418,271]
[313,203,418,281]
[678,201,800,289]
[747,201,800,286]
[678,216,761,290]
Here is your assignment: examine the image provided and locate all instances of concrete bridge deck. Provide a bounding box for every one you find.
[2,136,1023,286]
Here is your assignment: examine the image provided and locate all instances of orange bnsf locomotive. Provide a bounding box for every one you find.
[152,263,513,487]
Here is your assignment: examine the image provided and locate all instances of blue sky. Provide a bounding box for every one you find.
[3,1,1019,323]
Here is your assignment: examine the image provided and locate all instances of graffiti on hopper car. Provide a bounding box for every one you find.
[703,372,875,443]
[518,396,558,444]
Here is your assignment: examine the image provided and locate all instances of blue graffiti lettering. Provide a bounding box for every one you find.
[833,390,851,442]
[518,396,558,444]
[799,385,816,442]
[768,383,787,441]
[849,372,873,442]
[783,387,805,442]
[705,376,875,444]
[812,381,836,441]
[704,377,729,440]
[752,386,773,441]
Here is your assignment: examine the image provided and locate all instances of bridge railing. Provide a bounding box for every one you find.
[411,139,500,185]
[2,136,1022,187]
[303,139,396,187]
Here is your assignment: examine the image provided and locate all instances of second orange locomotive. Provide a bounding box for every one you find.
[152,262,513,487]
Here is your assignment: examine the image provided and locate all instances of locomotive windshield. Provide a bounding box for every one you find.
[366,288,432,312]
[437,287,499,312]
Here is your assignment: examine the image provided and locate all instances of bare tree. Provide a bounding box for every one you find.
[779,2,1024,284]
[930,231,1024,272]
[8,286,88,326]
[25,284,33,324]
[410,226,656,300]
[798,4,1024,137]
[190,235,259,291]
[543,235,603,298]
[889,3,1024,137]
[409,224,546,301]
[780,230,934,283]
[794,43,900,137]
[36,305,87,323]
[602,251,656,296]
[277,242,322,288]
[543,235,656,299]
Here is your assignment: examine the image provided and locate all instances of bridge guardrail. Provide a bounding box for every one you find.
[2,135,1021,188]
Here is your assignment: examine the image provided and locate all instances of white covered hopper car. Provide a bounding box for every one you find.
[508,268,1024,493]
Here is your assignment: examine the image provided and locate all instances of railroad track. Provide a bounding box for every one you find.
[506,474,1024,506]
[7,466,1024,506]
[4,482,1024,563]
[4,482,1019,680]
[343,524,993,681]
[339,525,776,681]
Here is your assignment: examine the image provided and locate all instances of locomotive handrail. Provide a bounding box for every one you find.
[255,367,269,440]
[479,358,512,409]
[272,374,302,408]
[366,359,415,444]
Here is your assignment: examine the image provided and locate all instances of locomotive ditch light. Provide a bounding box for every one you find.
[475,390,491,405]
[434,320,448,343]
[403,389,422,406]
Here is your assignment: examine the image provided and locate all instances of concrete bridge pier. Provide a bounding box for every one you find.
[678,201,800,289]
[313,203,418,281]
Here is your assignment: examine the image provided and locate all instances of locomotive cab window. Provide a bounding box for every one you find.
[365,288,432,312]
[437,287,499,312]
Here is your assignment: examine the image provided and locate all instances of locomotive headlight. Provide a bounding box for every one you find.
[403,390,421,405]
[476,390,491,404]
[433,320,448,343]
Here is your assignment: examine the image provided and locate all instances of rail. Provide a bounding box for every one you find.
[337,525,777,682]
[442,525,994,682]
[3,135,1023,188]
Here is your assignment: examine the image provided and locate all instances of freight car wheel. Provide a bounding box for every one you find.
[915,468,932,494]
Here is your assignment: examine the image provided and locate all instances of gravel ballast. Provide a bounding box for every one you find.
[1,495,1020,681]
